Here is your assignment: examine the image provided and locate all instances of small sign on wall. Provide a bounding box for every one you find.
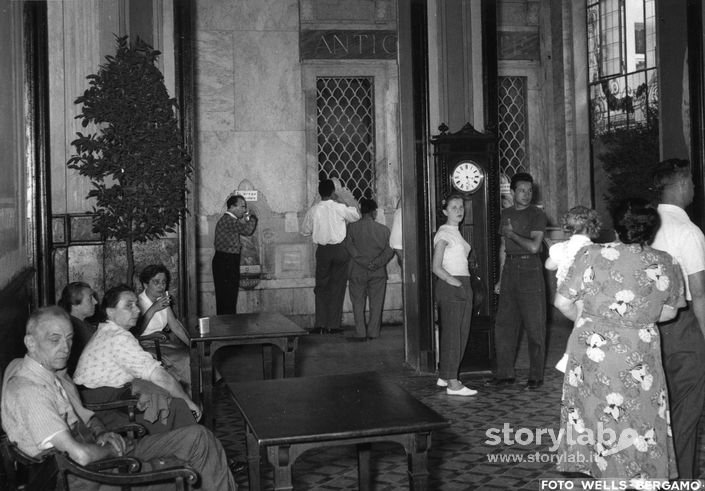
[240,264,261,275]
[236,190,258,201]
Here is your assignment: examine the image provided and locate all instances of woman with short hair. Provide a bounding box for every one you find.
[74,285,199,433]
[58,281,98,375]
[135,264,191,389]
[554,198,685,482]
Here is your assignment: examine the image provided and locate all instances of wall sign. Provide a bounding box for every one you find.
[300,30,397,60]
[235,190,258,201]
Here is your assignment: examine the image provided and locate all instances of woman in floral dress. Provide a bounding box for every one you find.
[554,198,685,481]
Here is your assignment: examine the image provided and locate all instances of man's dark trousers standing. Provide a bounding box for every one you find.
[314,243,349,331]
[494,254,546,382]
[660,307,705,479]
[213,250,240,315]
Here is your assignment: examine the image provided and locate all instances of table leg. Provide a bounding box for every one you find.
[266,445,294,491]
[283,338,297,378]
[357,443,372,491]
[246,426,262,491]
[189,345,201,404]
[201,343,214,429]
[262,345,273,379]
[406,433,431,490]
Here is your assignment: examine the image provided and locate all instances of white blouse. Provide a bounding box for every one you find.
[433,224,471,276]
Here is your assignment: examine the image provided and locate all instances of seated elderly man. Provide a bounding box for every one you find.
[1,306,236,490]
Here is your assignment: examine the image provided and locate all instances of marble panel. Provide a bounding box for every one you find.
[197,130,306,214]
[498,1,528,27]
[232,31,303,131]
[199,290,216,316]
[195,0,235,30]
[229,0,299,31]
[498,31,540,61]
[284,212,299,233]
[316,0,375,21]
[196,30,235,118]
[197,0,299,31]
[274,243,309,279]
[199,110,236,133]
[527,1,540,25]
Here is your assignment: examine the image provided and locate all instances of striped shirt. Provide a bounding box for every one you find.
[1,356,95,457]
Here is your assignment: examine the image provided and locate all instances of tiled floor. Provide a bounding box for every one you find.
[212,317,597,490]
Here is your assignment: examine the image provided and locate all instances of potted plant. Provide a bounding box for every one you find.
[68,35,192,284]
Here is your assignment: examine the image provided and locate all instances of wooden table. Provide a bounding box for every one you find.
[188,312,307,429]
[227,372,449,491]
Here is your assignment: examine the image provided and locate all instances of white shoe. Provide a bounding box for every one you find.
[446,386,478,396]
[436,378,448,387]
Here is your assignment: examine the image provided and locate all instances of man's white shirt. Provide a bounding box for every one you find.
[652,203,705,301]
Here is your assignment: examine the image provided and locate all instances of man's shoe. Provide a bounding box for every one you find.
[526,380,544,390]
[484,378,516,387]
[325,327,344,335]
[308,326,325,335]
[436,378,448,387]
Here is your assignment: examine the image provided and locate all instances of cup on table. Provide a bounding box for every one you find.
[198,317,210,335]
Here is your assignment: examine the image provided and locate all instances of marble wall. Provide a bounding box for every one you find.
[194,0,402,324]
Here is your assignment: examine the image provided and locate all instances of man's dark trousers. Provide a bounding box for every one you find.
[493,255,546,382]
[660,306,705,479]
[314,243,349,330]
[212,250,240,315]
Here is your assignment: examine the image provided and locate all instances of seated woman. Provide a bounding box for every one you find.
[73,284,200,434]
[135,264,191,391]
[58,281,98,375]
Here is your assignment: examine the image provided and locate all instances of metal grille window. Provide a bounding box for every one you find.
[316,77,375,200]
[587,0,658,135]
[498,76,528,177]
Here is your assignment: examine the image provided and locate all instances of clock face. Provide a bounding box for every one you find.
[451,161,484,193]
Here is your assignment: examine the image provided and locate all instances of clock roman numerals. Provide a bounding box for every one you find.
[451,161,484,193]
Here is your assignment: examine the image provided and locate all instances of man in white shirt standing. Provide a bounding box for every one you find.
[302,179,360,334]
[651,158,705,479]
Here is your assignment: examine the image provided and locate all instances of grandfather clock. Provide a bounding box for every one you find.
[431,122,499,369]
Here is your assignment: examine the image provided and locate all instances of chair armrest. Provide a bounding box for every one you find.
[56,452,199,488]
[85,456,141,473]
[139,332,169,343]
[112,423,147,439]
[84,396,139,423]
[139,332,169,361]
[84,397,139,412]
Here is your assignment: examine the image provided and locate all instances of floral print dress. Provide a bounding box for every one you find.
[556,242,684,480]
